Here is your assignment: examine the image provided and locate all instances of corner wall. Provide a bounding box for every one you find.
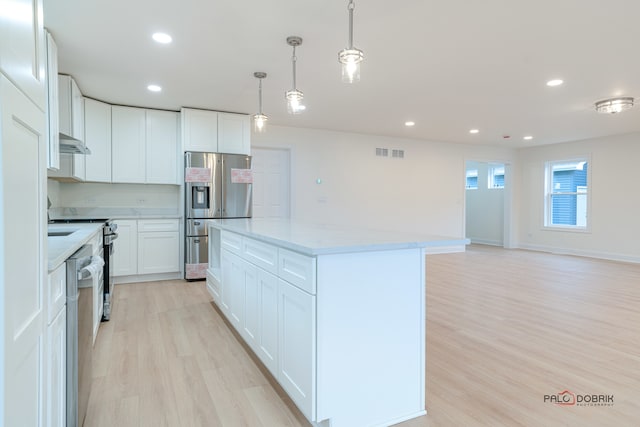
[514,132,640,262]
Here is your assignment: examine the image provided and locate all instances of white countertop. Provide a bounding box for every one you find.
[47,223,103,271]
[208,218,469,256]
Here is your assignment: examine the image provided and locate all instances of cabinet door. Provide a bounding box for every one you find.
[278,279,316,420]
[46,31,60,170]
[47,307,66,427]
[84,98,112,182]
[242,260,259,350]
[47,263,66,325]
[0,0,46,109]
[146,110,178,184]
[113,220,138,276]
[1,75,47,427]
[137,231,180,274]
[221,249,245,327]
[112,106,146,183]
[257,269,279,375]
[181,108,218,152]
[218,112,250,155]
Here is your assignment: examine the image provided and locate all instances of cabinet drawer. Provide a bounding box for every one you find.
[138,219,179,232]
[278,249,317,295]
[221,230,242,254]
[47,263,66,325]
[242,237,277,274]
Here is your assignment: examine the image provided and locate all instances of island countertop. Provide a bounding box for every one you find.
[207,218,469,256]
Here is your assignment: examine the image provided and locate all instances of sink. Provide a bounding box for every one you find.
[48,231,74,237]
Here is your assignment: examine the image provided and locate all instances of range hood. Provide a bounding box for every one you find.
[59,133,91,155]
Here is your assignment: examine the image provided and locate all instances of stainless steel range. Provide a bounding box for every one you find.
[49,218,118,320]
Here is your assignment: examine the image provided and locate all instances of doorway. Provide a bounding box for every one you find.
[251,148,291,219]
[465,160,509,247]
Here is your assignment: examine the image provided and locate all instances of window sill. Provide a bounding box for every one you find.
[542,225,591,234]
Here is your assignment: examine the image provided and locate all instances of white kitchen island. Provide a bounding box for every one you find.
[206,218,468,427]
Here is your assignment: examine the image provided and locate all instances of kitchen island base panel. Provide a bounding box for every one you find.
[315,248,425,427]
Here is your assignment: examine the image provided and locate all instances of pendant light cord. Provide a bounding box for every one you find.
[258,78,263,114]
[292,45,298,90]
[348,0,355,48]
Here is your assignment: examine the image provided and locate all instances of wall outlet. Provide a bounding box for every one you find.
[137,198,146,205]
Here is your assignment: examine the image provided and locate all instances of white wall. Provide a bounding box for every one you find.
[465,161,504,245]
[515,132,640,262]
[51,181,180,209]
[253,125,515,238]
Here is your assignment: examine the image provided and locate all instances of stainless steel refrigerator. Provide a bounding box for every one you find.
[184,151,252,280]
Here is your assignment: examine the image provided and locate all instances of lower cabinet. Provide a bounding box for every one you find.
[277,279,316,418]
[114,219,180,277]
[46,263,67,427]
[47,307,66,427]
[214,238,316,421]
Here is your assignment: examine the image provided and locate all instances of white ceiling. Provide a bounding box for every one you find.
[44,0,640,148]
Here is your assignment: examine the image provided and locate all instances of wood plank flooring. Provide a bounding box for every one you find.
[85,245,640,427]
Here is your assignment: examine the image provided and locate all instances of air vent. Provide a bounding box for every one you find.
[376,148,389,157]
[392,149,405,159]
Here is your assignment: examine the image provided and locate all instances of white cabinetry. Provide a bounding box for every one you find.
[84,98,112,182]
[113,220,138,276]
[1,75,47,427]
[146,110,179,184]
[112,106,146,183]
[49,75,86,181]
[278,278,316,418]
[112,106,179,184]
[182,108,250,155]
[0,0,46,109]
[46,263,67,427]
[209,231,316,421]
[90,232,104,343]
[45,31,59,170]
[114,219,180,277]
[137,219,180,274]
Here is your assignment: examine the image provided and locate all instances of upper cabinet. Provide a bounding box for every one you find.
[112,106,179,185]
[45,31,59,170]
[58,75,84,141]
[0,0,46,110]
[218,112,251,155]
[48,75,85,181]
[182,108,250,155]
[84,98,112,182]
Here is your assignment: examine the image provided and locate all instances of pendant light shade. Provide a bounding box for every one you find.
[253,72,268,133]
[338,0,364,83]
[285,36,305,114]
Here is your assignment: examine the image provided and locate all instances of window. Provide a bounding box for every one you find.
[544,159,589,229]
[466,169,478,189]
[488,164,505,189]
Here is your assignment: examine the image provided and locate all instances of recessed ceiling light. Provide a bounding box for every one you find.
[152,32,172,44]
[469,129,479,134]
[405,121,415,127]
[546,79,563,87]
[147,84,162,92]
[523,135,533,140]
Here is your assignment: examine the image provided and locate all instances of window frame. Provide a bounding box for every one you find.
[543,157,591,232]
[488,163,505,189]
[466,169,478,190]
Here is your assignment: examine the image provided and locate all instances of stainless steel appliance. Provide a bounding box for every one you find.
[185,152,252,280]
[65,245,94,427]
[49,218,118,320]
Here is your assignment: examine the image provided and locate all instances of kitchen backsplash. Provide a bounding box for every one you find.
[48,180,180,209]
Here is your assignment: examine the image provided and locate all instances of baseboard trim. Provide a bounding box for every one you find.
[114,272,182,284]
[517,243,640,264]
[424,244,466,254]
[469,238,503,246]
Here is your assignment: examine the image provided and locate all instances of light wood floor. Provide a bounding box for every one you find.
[85,245,640,427]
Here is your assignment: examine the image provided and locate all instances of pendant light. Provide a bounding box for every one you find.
[253,72,268,133]
[285,36,305,114]
[338,0,364,83]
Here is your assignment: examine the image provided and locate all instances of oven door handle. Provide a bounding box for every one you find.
[104,233,118,244]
